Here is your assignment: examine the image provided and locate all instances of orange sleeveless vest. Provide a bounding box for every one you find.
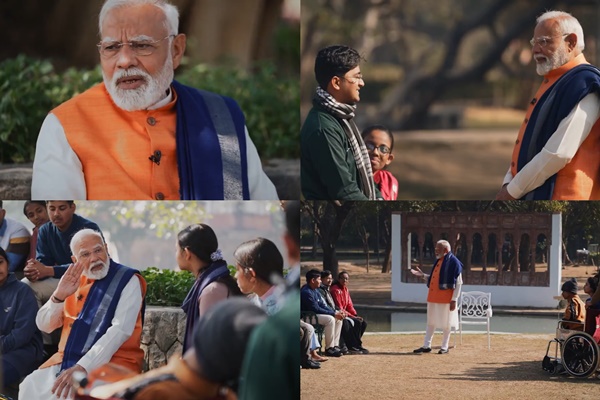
[51,83,179,200]
[510,55,600,200]
[427,258,453,303]
[41,273,146,372]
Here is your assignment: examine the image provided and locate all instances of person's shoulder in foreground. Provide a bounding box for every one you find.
[31,0,277,201]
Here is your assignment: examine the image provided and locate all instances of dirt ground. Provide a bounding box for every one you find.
[389,129,515,200]
[301,333,599,400]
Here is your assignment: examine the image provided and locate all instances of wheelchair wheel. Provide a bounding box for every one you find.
[560,332,600,378]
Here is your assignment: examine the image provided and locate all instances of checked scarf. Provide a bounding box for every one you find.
[314,86,377,200]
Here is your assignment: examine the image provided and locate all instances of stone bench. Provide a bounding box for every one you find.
[142,307,186,371]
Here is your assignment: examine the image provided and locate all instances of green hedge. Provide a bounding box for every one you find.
[0,55,299,163]
[141,265,237,306]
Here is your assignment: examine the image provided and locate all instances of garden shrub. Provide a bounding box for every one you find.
[141,265,238,306]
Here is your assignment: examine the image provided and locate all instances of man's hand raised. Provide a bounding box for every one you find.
[53,260,86,302]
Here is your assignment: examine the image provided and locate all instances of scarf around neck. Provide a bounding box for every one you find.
[181,259,230,352]
[313,86,377,200]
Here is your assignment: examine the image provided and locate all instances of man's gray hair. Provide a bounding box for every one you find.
[537,10,585,52]
[70,229,105,255]
[99,0,179,36]
[437,240,451,252]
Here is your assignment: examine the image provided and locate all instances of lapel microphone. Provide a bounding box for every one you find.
[149,150,162,165]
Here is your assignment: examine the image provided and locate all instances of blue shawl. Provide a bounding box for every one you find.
[427,252,462,290]
[172,80,250,200]
[181,260,230,352]
[517,64,600,200]
[61,260,141,371]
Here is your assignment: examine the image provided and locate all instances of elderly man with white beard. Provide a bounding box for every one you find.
[19,229,146,400]
[495,10,600,201]
[412,240,462,355]
[32,0,277,201]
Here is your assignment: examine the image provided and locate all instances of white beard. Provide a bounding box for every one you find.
[84,260,110,280]
[535,46,570,76]
[103,53,174,111]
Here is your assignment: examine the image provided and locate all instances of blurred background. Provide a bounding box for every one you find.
[2,200,287,271]
[0,0,300,195]
[301,0,600,199]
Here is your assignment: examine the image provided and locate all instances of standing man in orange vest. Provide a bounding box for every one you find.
[19,229,146,400]
[31,0,277,201]
[412,240,462,355]
[496,10,600,200]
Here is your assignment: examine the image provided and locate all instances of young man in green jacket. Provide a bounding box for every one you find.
[301,45,381,200]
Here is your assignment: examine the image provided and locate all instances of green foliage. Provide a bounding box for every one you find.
[0,55,101,163]
[142,265,240,306]
[141,267,196,307]
[177,62,299,159]
[0,56,298,164]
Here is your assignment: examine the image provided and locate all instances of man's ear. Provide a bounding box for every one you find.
[71,255,77,263]
[172,33,187,70]
[566,33,577,51]
[328,76,342,91]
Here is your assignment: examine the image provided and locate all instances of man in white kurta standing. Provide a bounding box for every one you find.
[412,240,463,354]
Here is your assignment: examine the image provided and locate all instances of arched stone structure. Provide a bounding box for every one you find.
[391,212,562,307]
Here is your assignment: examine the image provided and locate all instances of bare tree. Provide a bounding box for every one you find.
[302,201,356,277]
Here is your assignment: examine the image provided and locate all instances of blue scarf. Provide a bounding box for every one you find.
[181,260,230,352]
[61,260,141,371]
[517,64,600,200]
[427,252,462,290]
[172,80,250,200]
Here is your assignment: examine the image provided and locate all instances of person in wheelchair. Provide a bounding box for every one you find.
[560,278,586,331]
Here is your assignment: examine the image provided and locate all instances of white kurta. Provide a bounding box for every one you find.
[426,274,463,330]
[19,276,142,400]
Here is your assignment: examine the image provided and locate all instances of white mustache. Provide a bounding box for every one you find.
[112,68,150,83]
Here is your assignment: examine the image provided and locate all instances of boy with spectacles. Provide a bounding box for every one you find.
[362,125,398,200]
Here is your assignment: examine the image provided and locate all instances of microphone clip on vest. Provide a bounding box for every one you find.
[149,150,162,165]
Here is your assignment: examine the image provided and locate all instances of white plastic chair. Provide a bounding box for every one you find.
[459,291,492,349]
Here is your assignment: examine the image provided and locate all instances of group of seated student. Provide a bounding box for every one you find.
[0,200,299,400]
[319,271,368,355]
[300,268,369,368]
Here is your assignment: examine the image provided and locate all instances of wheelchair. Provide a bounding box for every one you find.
[542,310,600,378]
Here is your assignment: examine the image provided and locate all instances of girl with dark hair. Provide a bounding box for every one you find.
[0,246,44,387]
[234,238,284,315]
[361,125,398,200]
[176,224,241,352]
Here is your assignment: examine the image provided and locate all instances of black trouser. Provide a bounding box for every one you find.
[341,317,367,349]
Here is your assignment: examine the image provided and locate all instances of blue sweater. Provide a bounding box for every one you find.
[0,274,43,377]
[36,214,102,278]
[300,284,335,316]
